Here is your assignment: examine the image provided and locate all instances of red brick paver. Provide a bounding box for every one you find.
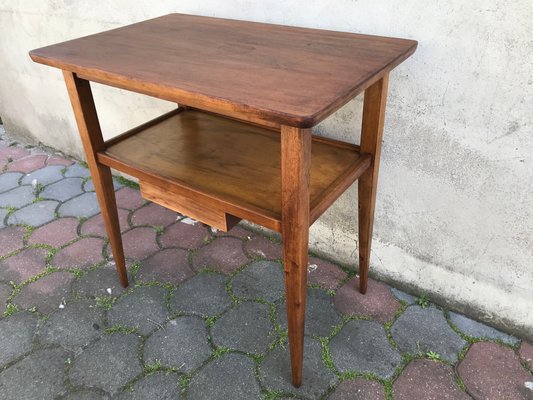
[0,248,48,284]
[115,187,144,210]
[47,155,73,166]
[80,209,130,237]
[307,256,347,290]
[0,226,25,257]
[160,221,211,249]
[394,359,469,400]
[15,271,75,314]
[121,227,159,260]
[193,237,249,274]
[131,203,178,227]
[520,341,533,370]
[52,237,105,269]
[29,218,79,247]
[334,277,400,323]
[329,378,385,399]
[136,248,194,285]
[0,146,30,165]
[245,233,282,260]
[458,341,533,399]
[7,154,47,173]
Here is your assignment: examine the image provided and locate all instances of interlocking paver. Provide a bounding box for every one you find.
[15,271,75,314]
[169,273,232,316]
[329,378,386,400]
[0,283,12,306]
[69,334,142,395]
[28,217,79,247]
[82,177,122,192]
[393,359,470,400]
[0,208,8,228]
[108,285,169,335]
[188,353,262,400]
[117,372,182,400]
[64,163,90,178]
[62,390,109,400]
[232,260,285,302]
[0,248,48,284]
[39,299,104,350]
[0,225,25,257]
[131,203,178,227]
[40,177,84,201]
[520,341,533,370]
[458,341,533,399]
[307,257,347,290]
[334,277,400,323]
[193,237,249,274]
[212,302,274,354]
[52,237,105,270]
[276,289,342,337]
[115,187,144,210]
[59,192,100,218]
[390,287,417,304]
[160,220,211,249]
[245,233,282,259]
[47,155,73,167]
[80,209,129,237]
[0,312,38,367]
[449,311,519,344]
[0,347,69,400]
[21,165,64,186]
[7,154,47,173]
[330,320,402,379]
[0,146,30,164]
[260,338,336,399]
[144,316,211,372]
[0,185,35,208]
[136,248,193,285]
[72,263,130,298]
[7,200,58,226]
[0,172,23,192]
[121,227,159,260]
[391,306,467,362]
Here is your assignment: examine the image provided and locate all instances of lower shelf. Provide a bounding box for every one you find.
[98,108,370,232]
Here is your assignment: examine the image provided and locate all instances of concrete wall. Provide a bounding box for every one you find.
[1,1,532,338]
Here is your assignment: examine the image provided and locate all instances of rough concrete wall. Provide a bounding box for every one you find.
[0,1,532,338]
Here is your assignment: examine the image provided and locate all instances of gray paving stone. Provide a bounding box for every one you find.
[59,192,99,218]
[449,311,519,344]
[108,286,169,335]
[276,289,342,337]
[8,200,58,226]
[39,299,104,350]
[330,320,402,379]
[232,260,285,302]
[390,288,417,304]
[188,353,262,400]
[41,177,84,201]
[144,316,211,373]
[117,372,181,400]
[69,334,142,395]
[212,302,274,354]
[0,185,35,208]
[83,178,122,192]
[260,338,336,399]
[21,165,64,186]
[0,283,12,306]
[0,312,38,367]
[72,263,130,299]
[64,163,90,178]
[0,347,69,400]
[169,273,232,316]
[62,390,109,400]
[0,172,23,193]
[0,208,7,228]
[391,306,467,362]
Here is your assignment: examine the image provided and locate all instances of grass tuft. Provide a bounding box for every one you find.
[3,303,18,317]
[115,176,140,190]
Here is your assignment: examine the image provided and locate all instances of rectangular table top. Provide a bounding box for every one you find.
[30,13,416,128]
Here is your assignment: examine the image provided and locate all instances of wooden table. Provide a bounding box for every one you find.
[30,13,416,387]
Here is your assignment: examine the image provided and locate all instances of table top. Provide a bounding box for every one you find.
[30,13,417,128]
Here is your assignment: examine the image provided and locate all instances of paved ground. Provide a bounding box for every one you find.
[0,129,532,399]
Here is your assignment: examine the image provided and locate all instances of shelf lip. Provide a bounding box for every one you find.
[98,109,370,232]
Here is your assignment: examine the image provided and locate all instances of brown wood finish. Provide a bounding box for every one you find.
[358,75,390,294]
[281,125,311,387]
[30,13,417,128]
[98,110,370,232]
[62,72,129,287]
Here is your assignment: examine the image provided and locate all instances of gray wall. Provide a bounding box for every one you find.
[1,1,532,338]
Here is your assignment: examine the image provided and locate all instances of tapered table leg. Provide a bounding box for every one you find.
[281,125,311,387]
[358,75,389,294]
[63,71,129,288]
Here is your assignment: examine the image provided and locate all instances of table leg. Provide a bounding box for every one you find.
[63,71,129,288]
[358,74,389,294]
[281,125,311,387]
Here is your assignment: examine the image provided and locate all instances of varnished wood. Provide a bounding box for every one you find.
[30,13,417,128]
[98,110,370,232]
[358,75,389,294]
[140,181,241,232]
[281,125,311,387]
[62,72,129,287]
